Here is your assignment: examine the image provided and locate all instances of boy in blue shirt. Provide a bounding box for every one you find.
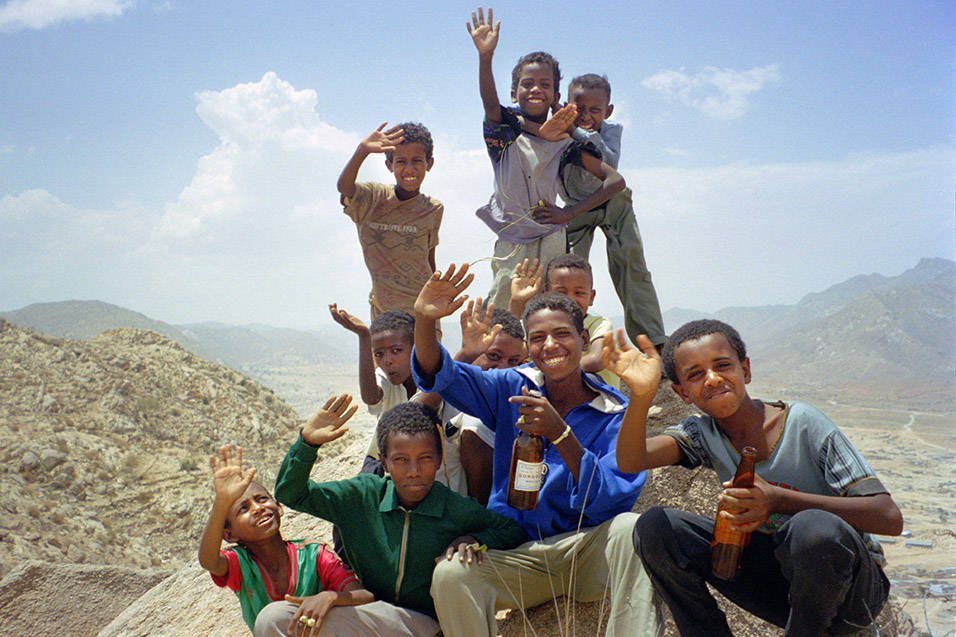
[605,320,903,636]
[412,263,660,636]
[467,7,625,310]
[562,73,666,350]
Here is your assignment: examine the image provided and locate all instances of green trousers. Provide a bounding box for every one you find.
[566,189,666,346]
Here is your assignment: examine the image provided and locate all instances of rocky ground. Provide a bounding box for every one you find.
[0,320,924,635]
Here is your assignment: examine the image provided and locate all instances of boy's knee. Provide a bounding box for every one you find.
[253,601,297,637]
[632,506,671,557]
[778,509,858,569]
[431,557,480,600]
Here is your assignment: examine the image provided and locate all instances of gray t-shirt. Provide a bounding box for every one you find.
[664,400,888,562]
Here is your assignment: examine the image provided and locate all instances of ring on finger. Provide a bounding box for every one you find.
[307,618,316,627]
[298,616,309,624]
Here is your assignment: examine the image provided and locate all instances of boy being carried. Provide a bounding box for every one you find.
[562,74,666,349]
[338,121,443,319]
[605,320,903,636]
[198,445,374,636]
[275,396,528,634]
[467,7,624,310]
[509,254,619,389]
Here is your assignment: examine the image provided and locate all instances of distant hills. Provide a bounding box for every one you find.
[3,257,954,411]
[661,257,956,409]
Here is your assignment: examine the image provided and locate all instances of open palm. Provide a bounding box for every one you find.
[602,331,661,394]
[415,263,474,320]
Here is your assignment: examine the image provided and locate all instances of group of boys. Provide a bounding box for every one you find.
[198,7,902,637]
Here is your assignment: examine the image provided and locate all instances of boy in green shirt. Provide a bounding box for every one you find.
[275,395,527,633]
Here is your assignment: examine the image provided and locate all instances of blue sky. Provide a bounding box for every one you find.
[1,0,953,330]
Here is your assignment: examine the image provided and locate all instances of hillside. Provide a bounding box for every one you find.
[0,319,355,581]
[663,258,956,409]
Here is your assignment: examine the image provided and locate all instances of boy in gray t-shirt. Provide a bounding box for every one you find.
[604,319,903,637]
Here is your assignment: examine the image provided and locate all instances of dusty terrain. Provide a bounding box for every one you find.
[0,321,948,635]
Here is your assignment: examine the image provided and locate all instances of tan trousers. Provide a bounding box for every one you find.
[430,512,661,637]
[253,600,440,637]
[486,229,567,312]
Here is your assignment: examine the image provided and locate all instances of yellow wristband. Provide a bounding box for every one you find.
[552,424,572,445]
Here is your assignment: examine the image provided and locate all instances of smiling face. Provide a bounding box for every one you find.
[385,142,433,198]
[511,62,559,121]
[545,267,595,317]
[568,85,613,132]
[474,331,526,370]
[380,431,441,509]
[223,482,281,544]
[525,308,587,383]
[371,329,413,386]
[670,333,752,421]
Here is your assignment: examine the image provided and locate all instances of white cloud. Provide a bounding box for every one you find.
[641,65,781,120]
[0,0,133,32]
[2,72,951,331]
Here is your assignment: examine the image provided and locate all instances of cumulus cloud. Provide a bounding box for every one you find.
[642,65,781,119]
[2,72,951,329]
[0,0,133,32]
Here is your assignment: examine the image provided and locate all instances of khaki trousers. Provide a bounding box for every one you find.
[253,600,440,637]
[486,230,567,312]
[430,512,661,637]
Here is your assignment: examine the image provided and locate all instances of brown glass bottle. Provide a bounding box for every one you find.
[507,429,545,510]
[711,446,757,580]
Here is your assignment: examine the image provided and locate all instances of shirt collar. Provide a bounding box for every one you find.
[516,365,626,415]
[379,476,447,518]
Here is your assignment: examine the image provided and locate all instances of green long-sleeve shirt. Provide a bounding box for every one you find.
[274,436,528,618]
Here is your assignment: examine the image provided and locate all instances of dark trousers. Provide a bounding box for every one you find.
[632,506,889,637]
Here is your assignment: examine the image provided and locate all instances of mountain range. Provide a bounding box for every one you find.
[3,257,954,411]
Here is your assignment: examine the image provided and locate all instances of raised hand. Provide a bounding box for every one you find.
[458,297,502,362]
[509,258,543,316]
[538,103,577,141]
[302,394,359,447]
[329,303,369,337]
[359,122,404,155]
[602,331,661,397]
[209,444,256,506]
[467,6,500,58]
[415,263,475,321]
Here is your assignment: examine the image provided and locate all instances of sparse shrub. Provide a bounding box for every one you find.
[51,511,65,525]
[136,491,151,504]
[27,505,41,518]
[180,458,199,472]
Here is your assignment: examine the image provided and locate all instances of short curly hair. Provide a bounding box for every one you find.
[661,319,748,384]
[569,73,612,102]
[376,402,442,459]
[490,308,524,340]
[385,122,434,162]
[521,291,585,335]
[511,51,561,95]
[545,253,593,288]
[369,310,414,342]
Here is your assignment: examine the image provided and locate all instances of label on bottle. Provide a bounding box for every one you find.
[512,459,544,491]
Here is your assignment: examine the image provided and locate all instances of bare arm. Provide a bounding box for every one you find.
[531,154,625,225]
[508,257,542,319]
[329,304,382,405]
[724,476,904,536]
[603,331,684,473]
[467,7,502,123]
[285,581,375,636]
[579,335,606,374]
[336,123,404,198]
[197,445,257,577]
[413,263,475,382]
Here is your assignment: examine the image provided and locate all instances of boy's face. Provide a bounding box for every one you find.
[223,483,281,544]
[546,267,595,316]
[474,331,526,370]
[386,142,433,196]
[371,329,413,386]
[380,431,440,509]
[525,308,587,384]
[511,62,559,121]
[670,333,752,420]
[568,86,613,132]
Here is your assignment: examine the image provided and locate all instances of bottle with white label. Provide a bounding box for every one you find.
[507,420,545,510]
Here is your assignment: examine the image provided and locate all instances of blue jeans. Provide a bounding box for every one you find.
[632,507,889,637]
